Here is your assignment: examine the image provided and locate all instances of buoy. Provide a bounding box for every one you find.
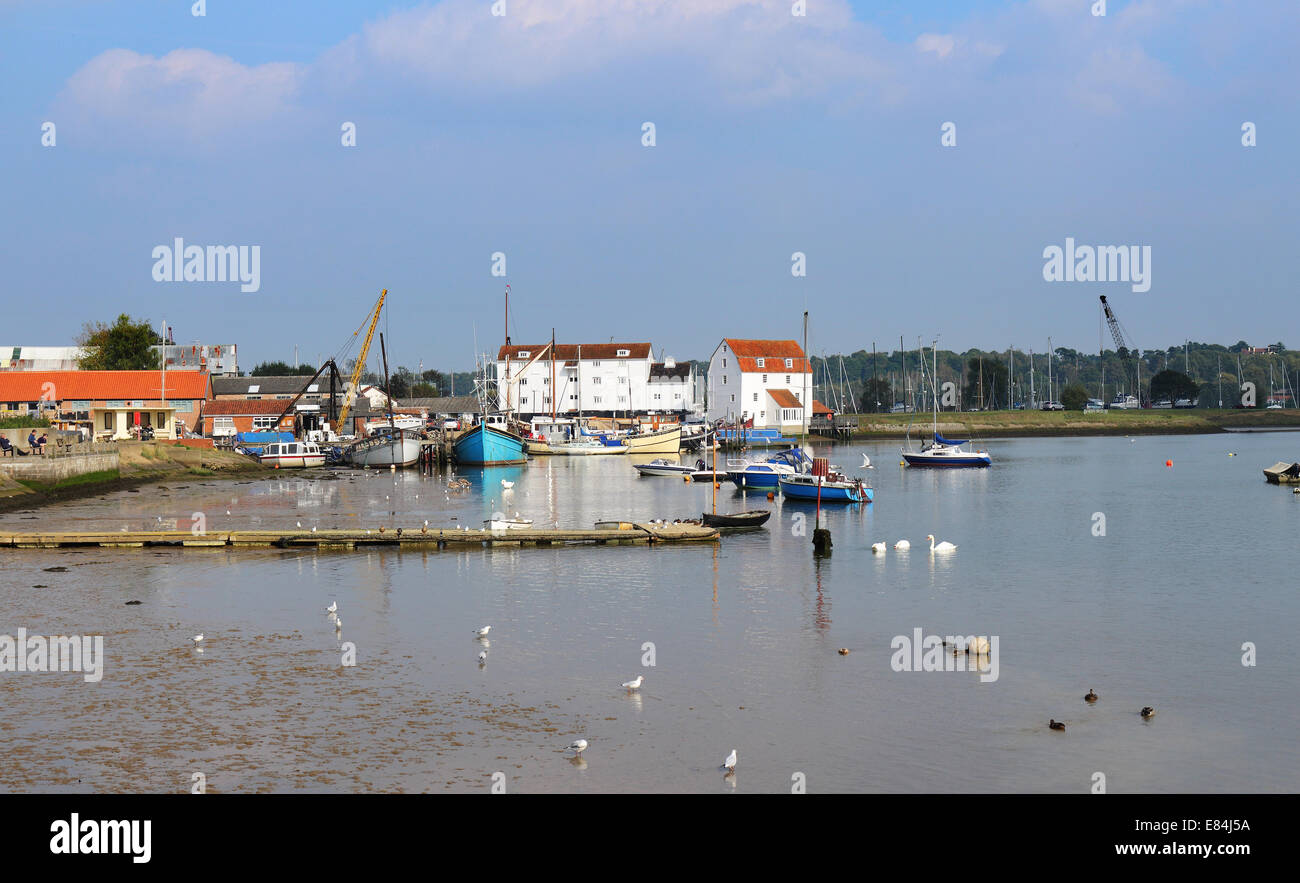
[683,475,690,482]
[1166,460,1173,467]
[899,460,906,466]
[766,491,774,501]
[714,482,721,489]
[275,463,280,469]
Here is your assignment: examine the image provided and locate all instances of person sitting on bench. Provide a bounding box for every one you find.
[36,433,47,453]
[0,437,13,456]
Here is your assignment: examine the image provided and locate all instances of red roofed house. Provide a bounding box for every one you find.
[706,339,813,432]
[0,370,209,440]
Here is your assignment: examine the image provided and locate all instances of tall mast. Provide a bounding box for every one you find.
[802,311,809,442]
[551,328,556,421]
[503,284,511,417]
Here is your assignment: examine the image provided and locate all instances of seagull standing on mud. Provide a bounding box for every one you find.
[722,749,738,771]
[622,675,644,691]
[474,626,491,638]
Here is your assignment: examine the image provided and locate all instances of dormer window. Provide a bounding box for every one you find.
[247,385,260,393]
[785,358,794,369]
[756,358,765,368]
[616,349,630,358]
[516,351,531,359]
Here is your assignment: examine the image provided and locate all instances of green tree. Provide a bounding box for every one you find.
[76,314,161,370]
[963,356,1008,410]
[1061,383,1090,411]
[1149,369,1199,403]
[857,377,892,413]
[251,361,317,376]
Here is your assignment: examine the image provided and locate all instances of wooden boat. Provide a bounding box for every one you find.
[621,424,682,454]
[345,428,422,467]
[549,439,628,456]
[700,510,771,529]
[453,421,528,465]
[259,440,326,468]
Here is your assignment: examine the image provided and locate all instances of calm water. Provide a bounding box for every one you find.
[1,433,1297,793]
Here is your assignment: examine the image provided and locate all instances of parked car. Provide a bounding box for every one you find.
[1040,401,1064,411]
[442,419,462,430]
[1174,398,1195,408]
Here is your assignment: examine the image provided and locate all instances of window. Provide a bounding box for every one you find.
[247,384,260,393]
[516,351,531,359]
[619,377,628,384]
[654,394,661,400]
[592,377,601,385]
[762,374,767,383]
[570,394,577,401]
[543,377,549,385]
[723,358,727,368]
[730,394,735,403]
[214,417,234,431]
[756,358,765,368]
[253,416,276,430]
[722,375,727,385]
[785,375,791,384]
[753,393,758,402]
[795,392,801,401]
[544,396,551,405]
[618,395,627,403]
[674,393,681,400]
[785,358,793,369]
[247,395,262,400]
[156,412,166,427]
[592,361,601,367]
[617,349,630,358]
[594,396,602,404]
[520,378,527,386]
[103,412,114,430]
[306,384,319,392]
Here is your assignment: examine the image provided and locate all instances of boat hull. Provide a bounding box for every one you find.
[701,510,772,528]
[453,424,528,466]
[347,436,422,468]
[259,453,326,468]
[622,425,682,454]
[901,452,991,467]
[778,476,871,503]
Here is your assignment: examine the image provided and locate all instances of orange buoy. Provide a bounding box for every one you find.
[1165,460,1173,467]
[683,475,690,483]
[767,491,775,501]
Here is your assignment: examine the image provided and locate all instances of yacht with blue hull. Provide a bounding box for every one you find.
[453,421,528,466]
[725,447,812,489]
[901,433,992,468]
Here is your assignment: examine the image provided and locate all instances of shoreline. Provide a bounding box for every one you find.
[822,409,1300,441]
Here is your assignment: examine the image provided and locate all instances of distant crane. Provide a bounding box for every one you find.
[338,289,388,431]
[1099,295,1140,405]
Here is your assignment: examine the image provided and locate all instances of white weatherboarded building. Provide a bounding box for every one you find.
[496,343,657,418]
[706,339,812,433]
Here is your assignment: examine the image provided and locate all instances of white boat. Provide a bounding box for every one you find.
[485,518,533,530]
[633,458,694,476]
[1110,394,1139,409]
[259,440,325,468]
[549,439,628,456]
[364,415,424,434]
[621,424,682,454]
[345,427,423,467]
[902,341,992,468]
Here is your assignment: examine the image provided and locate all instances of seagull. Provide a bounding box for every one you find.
[156,516,163,524]
[191,634,204,645]
[926,534,957,553]
[722,749,738,771]
[871,542,886,554]
[501,479,514,489]
[311,526,317,533]
[296,521,302,528]
[894,539,910,550]
[622,675,644,691]
[567,739,588,754]
[473,626,491,638]
[326,601,337,614]
[478,651,487,664]
[225,509,231,516]
[861,453,873,469]
[335,617,342,630]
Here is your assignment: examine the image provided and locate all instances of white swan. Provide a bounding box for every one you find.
[926,534,957,553]
[894,539,910,550]
[501,479,514,489]
[871,542,886,554]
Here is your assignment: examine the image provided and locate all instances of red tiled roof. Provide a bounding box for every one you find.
[497,343,653,361]
[202,399,292,416]
[812,399,833,415]
[767,389,804,409]
[0,370,209,401]
[721,339,809,373]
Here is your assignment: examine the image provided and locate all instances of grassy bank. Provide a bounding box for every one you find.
[841,408,1300,439]
[0,442,267,512]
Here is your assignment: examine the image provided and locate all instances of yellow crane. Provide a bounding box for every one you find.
[337,289,387,432]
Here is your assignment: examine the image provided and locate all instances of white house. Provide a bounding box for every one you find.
[647,357,698,415]
[706,339,813,432]
[496,343,656,417]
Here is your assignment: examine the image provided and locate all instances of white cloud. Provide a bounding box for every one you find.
[55,48,301,143]
[915,33,956,58]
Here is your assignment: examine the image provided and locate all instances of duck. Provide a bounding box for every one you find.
[871,542,886,554]
[1085,689,1098,702]
[1049,719,1065,731]
[1140,706,1155,719]
[926,534,957,553]
[894,539,910,550]
[838,648,850,656]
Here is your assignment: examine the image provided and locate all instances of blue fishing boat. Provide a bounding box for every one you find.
[725,447,812,489]
[453,421,527,466]
[778,472,871,503]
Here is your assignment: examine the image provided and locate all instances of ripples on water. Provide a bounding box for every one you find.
[1,434,1297,792]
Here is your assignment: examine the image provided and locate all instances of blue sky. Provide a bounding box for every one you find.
[3,0,1295,373]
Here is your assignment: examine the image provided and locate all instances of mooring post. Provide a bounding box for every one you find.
[812,456,831,556]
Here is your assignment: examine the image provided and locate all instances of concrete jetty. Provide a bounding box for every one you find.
[0,522,719,550]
